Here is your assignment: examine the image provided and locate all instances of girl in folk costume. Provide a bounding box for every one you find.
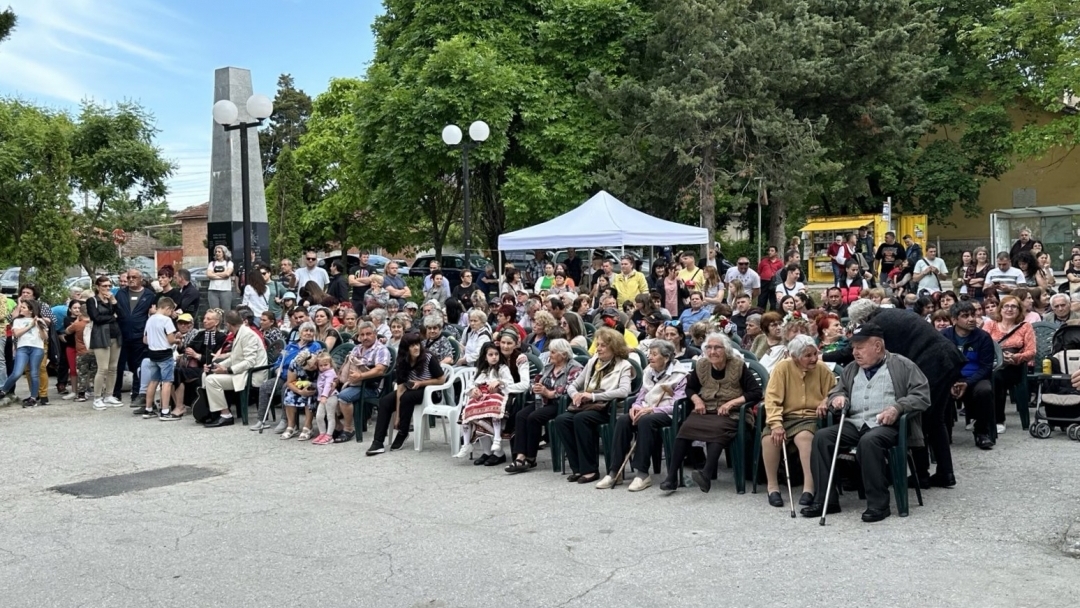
[456,342,515,461]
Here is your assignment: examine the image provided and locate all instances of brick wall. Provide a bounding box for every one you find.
[181,219,207,269]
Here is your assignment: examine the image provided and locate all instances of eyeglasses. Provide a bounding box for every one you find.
[1001,304,1020,310]
[738,262,749,266]
[306,257,316,261]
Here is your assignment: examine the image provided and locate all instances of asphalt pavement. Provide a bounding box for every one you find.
[1,388,1078,608]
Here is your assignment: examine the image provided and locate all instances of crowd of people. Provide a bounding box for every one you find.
[1,228,1069,523]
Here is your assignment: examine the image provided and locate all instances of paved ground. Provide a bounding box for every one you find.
[1,389,1078,608]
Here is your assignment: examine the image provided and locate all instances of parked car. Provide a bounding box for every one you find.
[552,248,650,274]
[63,274,122,294]
[0,266,42,296]
[408,254,491,290]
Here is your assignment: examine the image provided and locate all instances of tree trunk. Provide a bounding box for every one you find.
[699,147,715,259]
[768,197,787,252]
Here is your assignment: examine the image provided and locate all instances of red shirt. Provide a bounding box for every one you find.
[757,257,783,282]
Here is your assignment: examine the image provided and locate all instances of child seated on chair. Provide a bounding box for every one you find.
[312,352,339,445]
[456,342,514,463]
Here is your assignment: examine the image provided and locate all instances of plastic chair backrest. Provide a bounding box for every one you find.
[628,349,647,371]
[574,354,592,368]
[745,359,770,395]
[1032,321,1057,363]
[684,345,703,359]
[738,348,757,361]
[584,322,596,339]
[448,336,463,363]
[993,341,1003,371]
[330,342,354,368]
[266,339,285,366]
[338,332,354,344]
[525,352,543,378]
[626,356,643,396]
[527,343,541,357]
[571,345,590,358]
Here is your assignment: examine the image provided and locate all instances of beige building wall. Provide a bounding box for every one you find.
[930,107,1080,243]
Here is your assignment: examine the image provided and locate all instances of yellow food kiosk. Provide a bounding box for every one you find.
[799,213,929,284]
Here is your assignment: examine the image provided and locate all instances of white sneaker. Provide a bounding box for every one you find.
[595,475,617,489]
[996,423,1006,434]
[104,396,123,406]
[965,420,975,431]
[62,392,77,400]
[454,444,471,458]
[93,399,107,411]
[628,476,653,492]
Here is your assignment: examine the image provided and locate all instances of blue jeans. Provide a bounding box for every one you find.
[337,384,380,405]
[2,345,44,396]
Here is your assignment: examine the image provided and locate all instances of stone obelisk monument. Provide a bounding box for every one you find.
[207,66,269,269]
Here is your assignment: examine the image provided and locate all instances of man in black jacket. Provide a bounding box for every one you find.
[848,299,965,488]
[940,301,995,450]
[112,269,157,405]
[175,269,201,319]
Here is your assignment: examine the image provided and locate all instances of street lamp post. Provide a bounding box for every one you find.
[441,120,489,270]
[212,94,274,279]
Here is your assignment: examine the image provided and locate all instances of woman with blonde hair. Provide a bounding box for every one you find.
[984,294,1035,433]
[701,265,724,313]
[553,327,633,484]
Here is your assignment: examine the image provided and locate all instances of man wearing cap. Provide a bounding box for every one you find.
[801,322,931,522]
[724,258,761,303]
[589,308,639,353]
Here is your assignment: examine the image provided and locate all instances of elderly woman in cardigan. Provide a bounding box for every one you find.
[760,335,836,508]
[554,327,634,484]
[659,332,763,494]
[595,339,688,492]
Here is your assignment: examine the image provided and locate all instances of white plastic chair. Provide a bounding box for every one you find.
[413,364,468,454]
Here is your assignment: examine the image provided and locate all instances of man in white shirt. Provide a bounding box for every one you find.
[723,257,762,301]
[983,251,1026,296]
[294,249,329,290]
[912,245,948,294]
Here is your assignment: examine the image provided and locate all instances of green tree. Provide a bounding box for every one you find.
[265,144,305,261]
[0,7,15,44]
[592,0,941,249]
[0,99,79,294]
[69,101,175,274]
[259,73,313,179]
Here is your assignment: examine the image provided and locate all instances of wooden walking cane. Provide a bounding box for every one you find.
[611,438,637,488]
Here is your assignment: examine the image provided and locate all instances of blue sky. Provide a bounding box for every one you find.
[0,0,383,211]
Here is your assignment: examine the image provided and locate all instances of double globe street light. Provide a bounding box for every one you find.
[212,94,274,277]
[441,120,489,270]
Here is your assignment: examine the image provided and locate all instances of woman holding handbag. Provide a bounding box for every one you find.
[983,295,1035,434]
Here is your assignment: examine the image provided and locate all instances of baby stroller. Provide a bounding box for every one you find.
[1031,322,1080,439]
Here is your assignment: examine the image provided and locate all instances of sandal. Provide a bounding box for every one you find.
[333,430,355,443]
[298,428,312,441]
[280,427,296,440]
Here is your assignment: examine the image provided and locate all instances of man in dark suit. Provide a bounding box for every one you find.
[175,269,201,319]
[112,269,157,405]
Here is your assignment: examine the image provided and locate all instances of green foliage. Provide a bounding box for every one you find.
[0,7,15,44]
[0,99,78,293]
[265,145,306,261]
[259,74,312,179]
[404,276,425,305]
[68,101,174,274]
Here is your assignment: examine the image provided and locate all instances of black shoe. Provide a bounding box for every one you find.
[906,474,931,490]
[203,416,234,428]
[929,472,956,488]
[505,459,536,474]
[133,407,154,417]
[659,479,677,494]
[975,434,994,450]
[799,492,814,506]
[142,408,160,420]
[389,433,408,451]
[861,508,891,523]
[768,492,783,507]
[800,503,841,518]
[37,397,48,405]
[566,473,582,482]
[473,453,492,466]
[484,454,507,466]
[159,412,183,421]
[128,397,141,408]
[690,470,711,493]
[22,398,37,408]
[365,441,385,456]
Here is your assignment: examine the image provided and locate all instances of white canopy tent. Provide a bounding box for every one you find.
[497,190,709,251]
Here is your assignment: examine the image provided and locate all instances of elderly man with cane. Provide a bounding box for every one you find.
[846,298,964,489]
[800,322,931,523]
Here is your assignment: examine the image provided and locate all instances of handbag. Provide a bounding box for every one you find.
[996,323,1025,356]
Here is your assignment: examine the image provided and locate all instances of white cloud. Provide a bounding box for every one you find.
[0,0,194,101]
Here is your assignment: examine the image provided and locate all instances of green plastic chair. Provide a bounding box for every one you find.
[355,346,396,443]
[330,342,354,369]
[583,322,596,339]
[571,345,590,358]
[825,409,923,517]
[239,363,277,426]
